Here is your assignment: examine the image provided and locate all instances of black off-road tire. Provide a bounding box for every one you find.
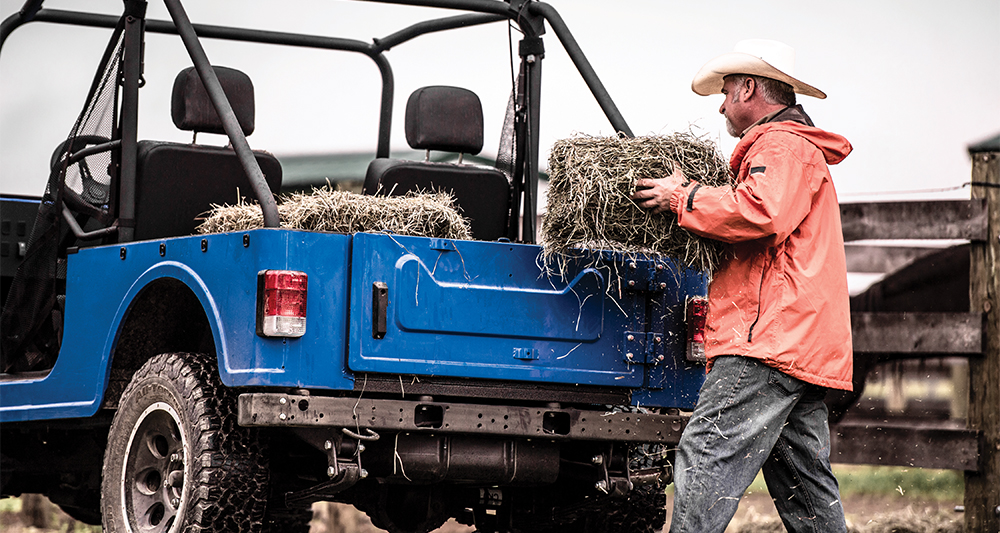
[101,352,268,533]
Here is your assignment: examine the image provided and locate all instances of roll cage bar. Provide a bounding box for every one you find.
[1,0,632,243]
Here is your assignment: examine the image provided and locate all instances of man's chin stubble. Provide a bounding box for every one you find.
[726,117,740,138]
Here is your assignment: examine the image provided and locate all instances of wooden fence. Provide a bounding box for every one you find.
[830,149,999,530]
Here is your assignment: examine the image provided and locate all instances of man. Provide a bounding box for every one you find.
[632,39,853,532]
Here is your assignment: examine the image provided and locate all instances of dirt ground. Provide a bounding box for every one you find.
[319,493,965,533]
[414,493,966,533]
[715,492,964,533]
[0,492,965,533]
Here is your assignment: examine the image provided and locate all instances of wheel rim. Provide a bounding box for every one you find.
[121,402,187,533]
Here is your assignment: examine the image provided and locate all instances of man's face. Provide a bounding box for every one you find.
[720,76,751,137]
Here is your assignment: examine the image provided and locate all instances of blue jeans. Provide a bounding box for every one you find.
[669,355,846,533]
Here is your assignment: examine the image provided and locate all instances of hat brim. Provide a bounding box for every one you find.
[691,52,826,99]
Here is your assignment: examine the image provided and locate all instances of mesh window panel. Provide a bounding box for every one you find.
[1,17,125,373]
[495,82,517,184]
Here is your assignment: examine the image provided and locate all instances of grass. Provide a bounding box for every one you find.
[666,465,964,501]
[834,465,963,500]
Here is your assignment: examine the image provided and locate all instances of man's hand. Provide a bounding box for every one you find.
[631,165,688,214]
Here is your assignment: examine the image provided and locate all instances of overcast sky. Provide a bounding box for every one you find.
[2,0,998,203]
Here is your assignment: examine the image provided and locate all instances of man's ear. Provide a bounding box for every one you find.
[741,77,756,101]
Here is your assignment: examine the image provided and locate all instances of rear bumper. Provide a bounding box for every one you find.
[238,393,688,444]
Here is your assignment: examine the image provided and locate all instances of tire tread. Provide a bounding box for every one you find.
[101,352,267,533]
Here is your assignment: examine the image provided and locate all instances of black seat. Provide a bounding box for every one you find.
[134,66,282,241]
[363,86,511,241]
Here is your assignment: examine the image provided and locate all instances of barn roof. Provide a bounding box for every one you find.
[968,132,1000,154]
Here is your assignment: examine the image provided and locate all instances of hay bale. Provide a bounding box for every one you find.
[196,186,472,240]
[541,133,733,274]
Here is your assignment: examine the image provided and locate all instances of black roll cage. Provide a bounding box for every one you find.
[1,0,632,243]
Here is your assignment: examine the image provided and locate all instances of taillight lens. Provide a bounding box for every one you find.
[257,270,308,338]
[685,296,708,363]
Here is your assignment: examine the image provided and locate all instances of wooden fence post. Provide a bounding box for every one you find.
[966,148,1000,531]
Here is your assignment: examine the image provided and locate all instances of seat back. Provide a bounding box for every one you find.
[363,86,510,241]
[134,66,281,241]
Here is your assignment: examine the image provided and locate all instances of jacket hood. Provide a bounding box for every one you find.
[737,120,853,168]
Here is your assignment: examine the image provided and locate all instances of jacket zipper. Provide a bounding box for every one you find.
[747,253,772,343]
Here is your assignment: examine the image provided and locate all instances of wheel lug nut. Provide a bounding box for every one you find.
[170,498,180,508]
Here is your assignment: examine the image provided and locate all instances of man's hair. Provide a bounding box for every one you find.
[726,74,796,107]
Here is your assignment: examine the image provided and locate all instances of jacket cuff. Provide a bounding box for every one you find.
[669,183,689,214]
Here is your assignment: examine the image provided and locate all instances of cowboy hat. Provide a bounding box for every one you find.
[691,39,826,99]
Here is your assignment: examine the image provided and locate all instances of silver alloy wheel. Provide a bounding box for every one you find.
[121,402,186,533]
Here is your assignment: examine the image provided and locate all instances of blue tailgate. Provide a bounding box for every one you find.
[348,233,707,407]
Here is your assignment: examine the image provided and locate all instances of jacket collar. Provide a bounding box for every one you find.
[769,104,814,127]
[741,105,814,137]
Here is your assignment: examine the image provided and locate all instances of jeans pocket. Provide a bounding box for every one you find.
[767,367,804,395]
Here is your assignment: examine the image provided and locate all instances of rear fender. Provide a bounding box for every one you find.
[101,262,223,408]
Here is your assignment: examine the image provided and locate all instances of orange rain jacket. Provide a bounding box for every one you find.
[669,118,854,391]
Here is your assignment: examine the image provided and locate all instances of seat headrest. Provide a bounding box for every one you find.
[405,86,484,155]
[171,66,255,136]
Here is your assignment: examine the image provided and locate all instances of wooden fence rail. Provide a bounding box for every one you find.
[831,150,998,531]
[850,312,982,356]
[840,198,987,241]
[844,244,940,273]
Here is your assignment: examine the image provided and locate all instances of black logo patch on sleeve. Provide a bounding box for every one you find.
[686,183,703,212]
[750,166,767,174]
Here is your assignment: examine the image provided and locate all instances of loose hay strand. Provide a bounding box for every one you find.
[541,133,733,274]
[196,186,472,241]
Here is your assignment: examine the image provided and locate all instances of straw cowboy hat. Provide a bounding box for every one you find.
[691,39,826,99]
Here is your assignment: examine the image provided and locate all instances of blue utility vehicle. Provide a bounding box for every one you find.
[0,1,707,531]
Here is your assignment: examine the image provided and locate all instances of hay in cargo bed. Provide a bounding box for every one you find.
[541,133,733,274]
[196,186,472,240]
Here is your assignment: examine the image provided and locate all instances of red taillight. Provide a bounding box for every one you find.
[257,270,308,338]
[685,296,708,363]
